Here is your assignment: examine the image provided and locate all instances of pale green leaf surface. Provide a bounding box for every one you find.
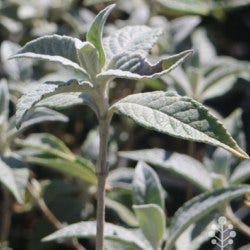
[10,35,87,74]
[103,25,162,64]
[42,221,150,250]
[119,149,212,190]
[230,160,250,184]
[166,185,250,250]
[98,50,192,80]
[133,161,164,207]
[203,63,250,92]
[0,156,29,203]
[105,240,143,250]
[106,197,138,227]
[114,91,248,158]
[0,79,9,125]
[17,133,97,184]
[7,107,68,139]
[76,41,100,78]
[87,4,115,67]
[16,80,93,128]
[156,0,209,16]
[35,93,90,110]
[171,16,201,44]
[133,204,165,249]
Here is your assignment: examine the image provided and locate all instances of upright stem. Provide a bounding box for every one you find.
[96,119,109,250]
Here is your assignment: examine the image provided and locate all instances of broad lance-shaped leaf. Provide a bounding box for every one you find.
[112,91,248,158]
[42,221,151,250]
[76,41,100,78]
[87,4,115,67]
[0,79,9,125]
[156,0,209,16]
[165,185,250,250]
[230,160,250,184]
[133,161,165,208]
[16,80,94,128]
[7,107,68,139]
[98,50,192,80]
[103,25,162,64]
[0,155,29,203]
[120,149,212,191]
[133,204,166,249]
[35,93,88,110]
[105,197,138,227]
[203,62,250,92]
[17,133,97,184]
[10,35,87,75]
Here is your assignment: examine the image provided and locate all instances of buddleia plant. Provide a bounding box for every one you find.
[11,4,248,250]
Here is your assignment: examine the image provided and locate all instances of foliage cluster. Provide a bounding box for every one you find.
[0,0,250,250]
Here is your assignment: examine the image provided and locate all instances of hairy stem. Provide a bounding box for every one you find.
[28,183,85,250]
[0,188,11,242]
[225,205,250,238]
[96,118,109,250]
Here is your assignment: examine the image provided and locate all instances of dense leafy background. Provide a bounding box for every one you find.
[0,0,250,250]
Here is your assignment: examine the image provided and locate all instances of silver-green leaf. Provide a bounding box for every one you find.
[16,80,93,128]
[0,79,9,126]
[98,50,192,80]
[103,25,162,64]
[133,204,166,249]
[113,91,248,158]
[133,161,165,208]
[17,133,97,184]
[230,160,250,184]
[7,107,68,139]
[10,35,87,74]
[87,4,115,68]
[0,155,29,203]
[42,221,151,250]
[166,185,250,250]
[119,149,212,191]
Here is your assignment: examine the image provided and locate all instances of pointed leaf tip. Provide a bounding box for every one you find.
[87,4,116,68]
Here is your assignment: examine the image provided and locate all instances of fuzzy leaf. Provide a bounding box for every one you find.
[35,93,89,110]
[0,156,29,203]
[98,50,192,80]
[106,197,138,227]
[133,161,165,208]
[16,80,93,128]
[203,63,250,92]
[17,133,97,184]
[166,185,250,250]
[156,0,209,16]
[230,160,250,184]
[103,25,162,64]
[0,79,9,125]
[8,107,68,139]
[113,91,248,158]
[87,4,115,67]
[42,221,151,249]
[10,35,87,74]
[76,41,100,78]
[133,204,165,249]
[119,149,212,190]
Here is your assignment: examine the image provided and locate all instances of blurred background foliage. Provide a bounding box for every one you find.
[0,0,250,249]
